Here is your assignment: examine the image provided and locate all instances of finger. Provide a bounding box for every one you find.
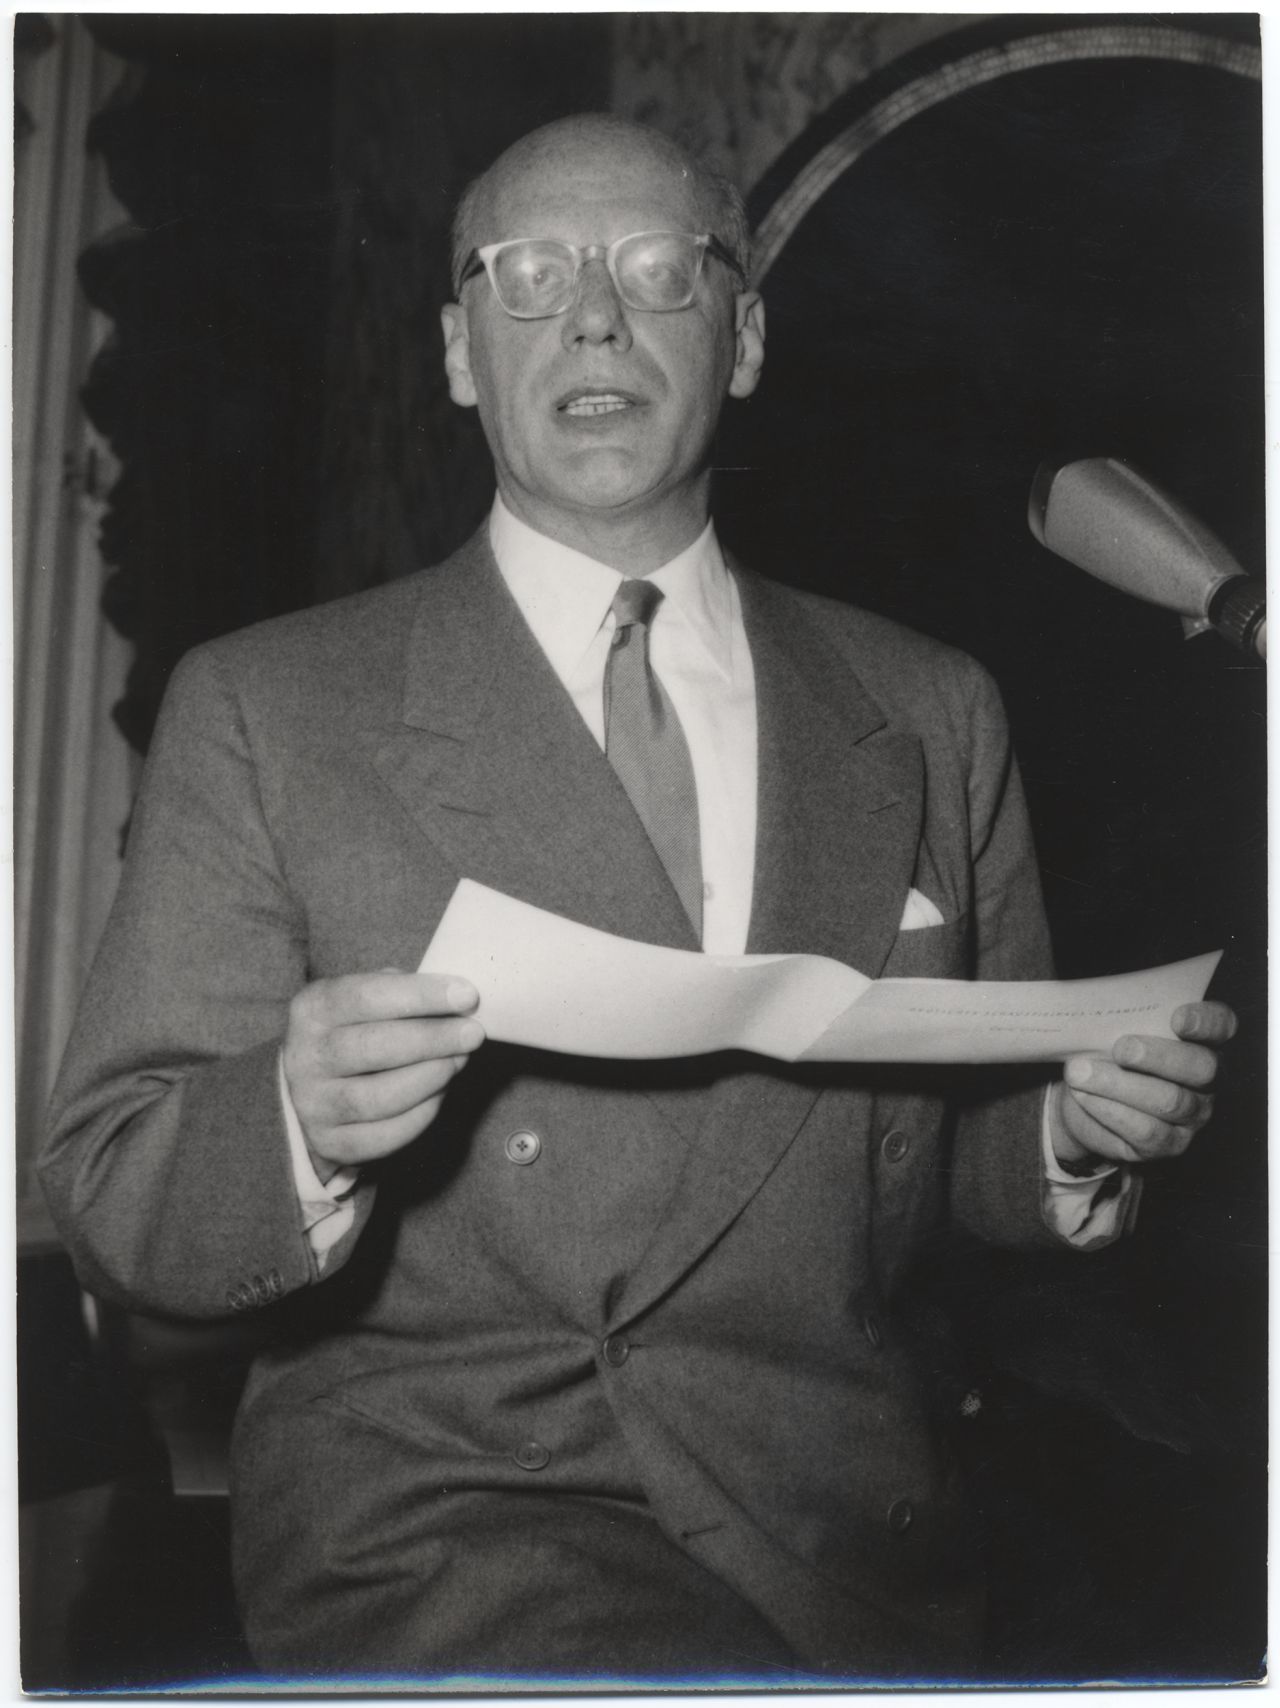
[1171,1001,1238,1045]
[1065,1086,1201,1159]
[1055,1087,1142,1166]
[1065,1055,1211,1120]
[311,1055,471,1128]
[315,1094,452,1167]
[294,970,479,1032]
[322,1014,485,1076]
[1110,1034,1220,1089]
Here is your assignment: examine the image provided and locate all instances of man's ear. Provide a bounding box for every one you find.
[728,293,766,400]
[440,304,478,408]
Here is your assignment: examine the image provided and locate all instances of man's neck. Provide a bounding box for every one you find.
[494,479,711,576]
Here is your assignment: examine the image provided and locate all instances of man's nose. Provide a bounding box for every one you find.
[560,257,633,351]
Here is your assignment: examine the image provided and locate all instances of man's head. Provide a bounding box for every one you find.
[440,114,765,564]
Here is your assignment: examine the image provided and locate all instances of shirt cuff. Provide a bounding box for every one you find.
[277,1051,359,1270]
[1040,1085,1137,1246]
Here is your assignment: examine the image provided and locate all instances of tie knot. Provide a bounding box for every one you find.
[610,577,663,635]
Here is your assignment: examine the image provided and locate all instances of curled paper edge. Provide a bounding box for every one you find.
[420,879,1222,1066]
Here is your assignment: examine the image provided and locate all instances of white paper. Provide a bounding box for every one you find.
[798,963,1221,1064]
[420,879,1221,1066]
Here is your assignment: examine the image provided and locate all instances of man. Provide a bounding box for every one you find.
[41,115,1234,1684]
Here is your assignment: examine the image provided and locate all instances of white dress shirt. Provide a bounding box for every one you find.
[490,496,756,955]
[285,495,1131,1264]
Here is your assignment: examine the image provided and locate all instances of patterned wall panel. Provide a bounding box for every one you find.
[611,12,978,196]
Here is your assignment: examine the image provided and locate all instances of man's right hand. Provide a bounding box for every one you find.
[283,971,484,1181]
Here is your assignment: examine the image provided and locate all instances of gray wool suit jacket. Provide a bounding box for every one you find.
[42,526,1068,1684]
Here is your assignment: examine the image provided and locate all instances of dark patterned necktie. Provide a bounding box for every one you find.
[603,579,703,939]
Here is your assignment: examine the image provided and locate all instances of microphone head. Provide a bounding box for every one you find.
[1029,457,1245,619]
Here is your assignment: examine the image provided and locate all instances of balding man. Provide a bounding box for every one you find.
[42,115,1234,1684]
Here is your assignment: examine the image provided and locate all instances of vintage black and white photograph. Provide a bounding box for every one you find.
[15,10,1266,1693]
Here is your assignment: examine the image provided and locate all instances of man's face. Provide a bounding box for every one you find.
[441,130,764,535]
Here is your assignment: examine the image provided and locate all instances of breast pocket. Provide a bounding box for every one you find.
[879,912,972,979]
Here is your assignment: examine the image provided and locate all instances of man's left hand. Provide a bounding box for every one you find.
[1050,1000,1238,1170]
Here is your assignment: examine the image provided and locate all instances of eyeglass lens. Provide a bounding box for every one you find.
[490,232,704,317]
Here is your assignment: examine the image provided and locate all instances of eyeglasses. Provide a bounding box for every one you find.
[457,230,744,319]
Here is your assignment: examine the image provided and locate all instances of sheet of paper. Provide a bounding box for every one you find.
[798,963,1221,1064]
[420,879,1221,1066]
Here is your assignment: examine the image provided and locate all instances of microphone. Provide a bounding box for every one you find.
[1029,457,1266,660]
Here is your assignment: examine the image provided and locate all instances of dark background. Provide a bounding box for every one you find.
[22,11,1265,1689]
[723,22,1267,1681]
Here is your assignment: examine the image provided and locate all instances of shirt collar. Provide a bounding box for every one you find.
[489,494,735,684]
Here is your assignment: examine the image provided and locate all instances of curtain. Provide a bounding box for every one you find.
[14,17,135,1249]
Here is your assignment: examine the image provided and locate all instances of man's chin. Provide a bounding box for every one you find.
[538,450,663,515]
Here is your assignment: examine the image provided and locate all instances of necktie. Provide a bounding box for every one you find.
[604,579,703,938]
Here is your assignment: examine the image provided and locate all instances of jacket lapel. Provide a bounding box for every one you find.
[362,528,698,953]
[741,567,925,975]
[609,567,926,1330]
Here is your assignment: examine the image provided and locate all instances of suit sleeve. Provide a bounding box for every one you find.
[943,662,1076,1250]
[39,644,376,1318]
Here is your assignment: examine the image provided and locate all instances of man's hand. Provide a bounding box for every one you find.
[283,971,484,1181]
[1050,1000,1237,1171]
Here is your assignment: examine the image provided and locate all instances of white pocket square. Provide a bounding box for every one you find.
[899,888,946,930]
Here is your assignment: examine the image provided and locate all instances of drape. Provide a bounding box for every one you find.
[14,17,135,1249]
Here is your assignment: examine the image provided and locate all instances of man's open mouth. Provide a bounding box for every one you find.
[557,391,637,419]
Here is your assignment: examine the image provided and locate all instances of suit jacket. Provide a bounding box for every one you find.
[42,527,1064,1683]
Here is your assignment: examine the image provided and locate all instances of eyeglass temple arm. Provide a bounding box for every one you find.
[454,250,486,296]
[706,235,747,281]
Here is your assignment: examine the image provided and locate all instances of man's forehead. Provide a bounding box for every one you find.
[481,136,706,241]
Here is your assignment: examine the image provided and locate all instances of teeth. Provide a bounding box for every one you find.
[564,395,630,417]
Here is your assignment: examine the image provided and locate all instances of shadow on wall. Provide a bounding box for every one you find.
[80,13,613,756]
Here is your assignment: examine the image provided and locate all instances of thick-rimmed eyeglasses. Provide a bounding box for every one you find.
[457,230,745,320]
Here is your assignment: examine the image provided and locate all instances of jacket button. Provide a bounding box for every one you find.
[226,1284,250,1312]
[887,1498,914,1534]
[504,1130,541,1165]
[602,1334,630,1367]
[881,1129,911,1164]
[862,1314,883,1349]
[513,1440,550,1471]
